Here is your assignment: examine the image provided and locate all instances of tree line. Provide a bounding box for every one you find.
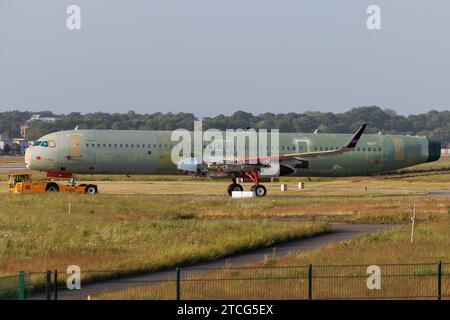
[0,106,449,145]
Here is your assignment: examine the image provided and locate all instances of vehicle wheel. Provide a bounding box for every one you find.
[227,183,243,196]
[85,185,97,194]
[46,183,59,192]
[254,185,267,197]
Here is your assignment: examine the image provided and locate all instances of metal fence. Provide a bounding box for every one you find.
[1,262,449,300]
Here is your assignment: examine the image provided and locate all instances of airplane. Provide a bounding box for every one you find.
[24,124,441,197]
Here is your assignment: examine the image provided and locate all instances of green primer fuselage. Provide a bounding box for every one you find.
[25,130,440,177]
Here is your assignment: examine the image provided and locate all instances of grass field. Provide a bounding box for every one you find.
[93,220,450,300]
[0,192,329,276]
[1,156,450,296]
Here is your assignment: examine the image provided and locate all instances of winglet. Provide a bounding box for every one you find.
[345,123,367,149]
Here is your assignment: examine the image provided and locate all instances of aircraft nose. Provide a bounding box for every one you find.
[24,147,39,169]
[24,148,32,168]
[426,137,441,162]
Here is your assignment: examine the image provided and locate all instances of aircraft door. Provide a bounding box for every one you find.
[393,138,405,161]
[296,140,308,153]
[69,134,81,157]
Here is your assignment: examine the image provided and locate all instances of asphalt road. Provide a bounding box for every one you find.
[47,223,396,300]
[0,163,26,173]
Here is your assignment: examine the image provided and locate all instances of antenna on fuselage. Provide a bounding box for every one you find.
[74,125,78,131]
[313,129,319,134]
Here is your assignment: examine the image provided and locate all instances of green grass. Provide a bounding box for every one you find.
[2,155,450,297]
[0,193,329,276]
[94,220,450,300]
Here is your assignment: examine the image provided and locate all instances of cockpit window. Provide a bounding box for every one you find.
[48,140,56,148]
[33,141,42,146]
[41,141,49,147]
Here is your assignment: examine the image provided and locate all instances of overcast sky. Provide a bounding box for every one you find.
[1,0,449,116]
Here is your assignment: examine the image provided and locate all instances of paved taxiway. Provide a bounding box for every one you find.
[0,163,26,173]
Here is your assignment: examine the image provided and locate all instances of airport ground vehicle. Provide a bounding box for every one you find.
[8,173,98,194]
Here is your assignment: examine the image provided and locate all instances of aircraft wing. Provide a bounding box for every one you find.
[234,123,367,162]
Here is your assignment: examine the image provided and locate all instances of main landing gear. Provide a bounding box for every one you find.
[227,169,267,197]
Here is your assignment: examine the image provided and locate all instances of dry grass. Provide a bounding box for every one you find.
[0,193,329,276]
[94,221,450,300]
[2,156,450,299]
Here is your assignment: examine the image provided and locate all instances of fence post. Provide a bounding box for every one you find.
[307,264,313,300]
[18,271,25,300]
[54,270,58,301]
[176,267,181,301]
[45,271,51,300]
[438,261,442,301]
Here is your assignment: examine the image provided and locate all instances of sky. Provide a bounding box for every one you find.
[1,0,449,116]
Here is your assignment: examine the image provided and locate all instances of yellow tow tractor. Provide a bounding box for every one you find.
[8,173,98,194]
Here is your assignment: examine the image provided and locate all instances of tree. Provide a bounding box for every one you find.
[3,144,10,154]
[10,143,21,154]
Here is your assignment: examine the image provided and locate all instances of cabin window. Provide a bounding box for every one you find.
[120,144,123,148]
[98,144,101,148]
[91,143,95,148]
[114,144,117,148]
[86,144,89,148]
[362,147,366,152]
[131,144,134,148]
[137,144,140,148]
[125,144,128,148]
[103,144,106,148]
[292,146,296,151]
[319,147,323,151]
[109,144,112,148]
[379,147,382,152]
[357,147,360,152]
[286,146,290,151]
[148,144,152,148]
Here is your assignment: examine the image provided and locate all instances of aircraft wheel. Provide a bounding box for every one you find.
[85,185,98,195]
[254,185,267,197]
[46,183,59,192]
[227,183,243,196]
